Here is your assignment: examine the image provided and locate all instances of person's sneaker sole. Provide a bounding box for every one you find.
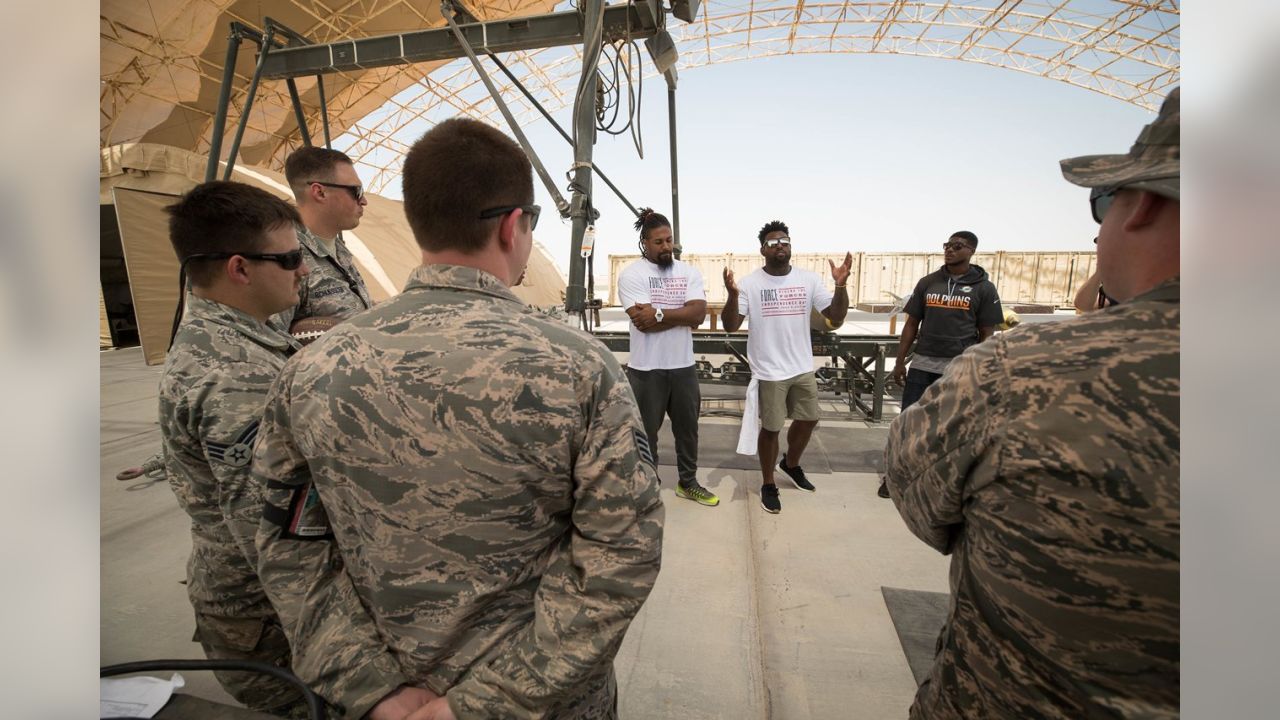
[675,484,720,507]
[760,486,782,514]
[779,459,816,493]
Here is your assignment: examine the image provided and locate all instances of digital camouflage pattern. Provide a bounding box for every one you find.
[273,224,372,328]
[884,279,1179,720]
[254,264,665,720]
[158,294,306,715]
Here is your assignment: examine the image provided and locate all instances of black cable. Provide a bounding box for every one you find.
[101,659,326,720]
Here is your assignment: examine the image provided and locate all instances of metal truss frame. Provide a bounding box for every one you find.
[326,0,1178,196]
[101,0,1179,197]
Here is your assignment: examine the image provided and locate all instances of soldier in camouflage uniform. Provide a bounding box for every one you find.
[254,117,665,720]
[273,146,373,328]
[883,88,1180,718]
[158,181,311,717]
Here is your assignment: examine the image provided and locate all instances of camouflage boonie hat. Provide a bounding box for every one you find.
[1060,87,1179,200]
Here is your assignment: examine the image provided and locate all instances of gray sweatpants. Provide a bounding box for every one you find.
[626,365,701,487]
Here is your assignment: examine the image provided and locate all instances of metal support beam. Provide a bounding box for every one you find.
[205,26,246,182]
[259,4,661,80]
[665,69,681,257]
[485,52,639,218]
[441,3,569,216]
[223,25,278,180]
[565,0,606,314]
[871,342,886,422]
[264,17,320,149]
[285,79,312,146]
[316,75,331,148]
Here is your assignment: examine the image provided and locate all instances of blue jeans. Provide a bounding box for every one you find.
[901,368,944,411]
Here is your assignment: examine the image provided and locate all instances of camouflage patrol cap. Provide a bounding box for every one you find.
[1060,87,1179,200]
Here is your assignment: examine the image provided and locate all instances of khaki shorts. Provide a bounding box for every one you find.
[758,372,820,432]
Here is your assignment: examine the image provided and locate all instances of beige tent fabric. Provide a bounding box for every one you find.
[100,142,567,362]
[112,188,183,365]
[99,286,113,348]
[100,0,560,171]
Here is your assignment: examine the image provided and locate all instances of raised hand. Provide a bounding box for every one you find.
[723,267,739,294]
[828,252,853,287]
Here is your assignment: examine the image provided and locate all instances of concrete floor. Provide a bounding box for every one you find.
[101,344,950,719]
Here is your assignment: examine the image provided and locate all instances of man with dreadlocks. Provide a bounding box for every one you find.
[616,208,718,507]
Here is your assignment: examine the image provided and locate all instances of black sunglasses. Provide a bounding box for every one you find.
[943,241,973,251]
[310,181,364,202]
[1090,186,1119,224]
[183,249,306,271]
[479,204,541,231]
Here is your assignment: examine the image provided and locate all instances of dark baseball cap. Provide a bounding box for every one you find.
[1060,87,1179,201]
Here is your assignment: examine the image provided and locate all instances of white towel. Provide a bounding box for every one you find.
[736,378,760,456]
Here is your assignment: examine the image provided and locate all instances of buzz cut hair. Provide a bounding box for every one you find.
[951,230,978,248]
[400,117,534,254]
[166,180,301,288]
[284,146,355,200]
[758,220,789,245]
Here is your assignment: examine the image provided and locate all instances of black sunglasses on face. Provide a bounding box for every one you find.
[310,181,364,202]
[943,241,972,251]
[478,204,541,231]
[1090,186,1119,224]
[183,249,306,271]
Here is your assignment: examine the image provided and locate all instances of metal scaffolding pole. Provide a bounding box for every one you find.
[222,26,278,180]
[204,26,246,182]
[565,0,606,314]
[665,70,681,257]
[485,52,639,218]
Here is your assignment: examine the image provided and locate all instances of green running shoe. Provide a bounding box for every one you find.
[676,482,720,507]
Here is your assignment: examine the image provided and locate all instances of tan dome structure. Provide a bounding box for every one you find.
[102,1,1180,196]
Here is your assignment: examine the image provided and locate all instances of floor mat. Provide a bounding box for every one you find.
[881,586,950,686]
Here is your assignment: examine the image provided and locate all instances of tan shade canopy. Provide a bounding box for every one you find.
[101,0,560,173]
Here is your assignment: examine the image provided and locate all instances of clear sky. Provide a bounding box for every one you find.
[346,48,1160,284]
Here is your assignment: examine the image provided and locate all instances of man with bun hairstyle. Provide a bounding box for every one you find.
[616,208,717,506]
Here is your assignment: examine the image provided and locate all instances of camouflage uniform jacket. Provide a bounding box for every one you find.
[159,294,301,625]
[884,278,1179,719]
[274,224,372,329]
[254,264,665,720]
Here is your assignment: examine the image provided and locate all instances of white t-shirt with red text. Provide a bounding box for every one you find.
[617,258,706,370]
[736,267,834,381]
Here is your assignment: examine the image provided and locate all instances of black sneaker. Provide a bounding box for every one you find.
[877,480,891,499]
[761,484,781,514]
[778,456,816,492]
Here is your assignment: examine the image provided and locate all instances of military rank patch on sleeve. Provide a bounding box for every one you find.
[206,421,259,468]
[633,428,656,468]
